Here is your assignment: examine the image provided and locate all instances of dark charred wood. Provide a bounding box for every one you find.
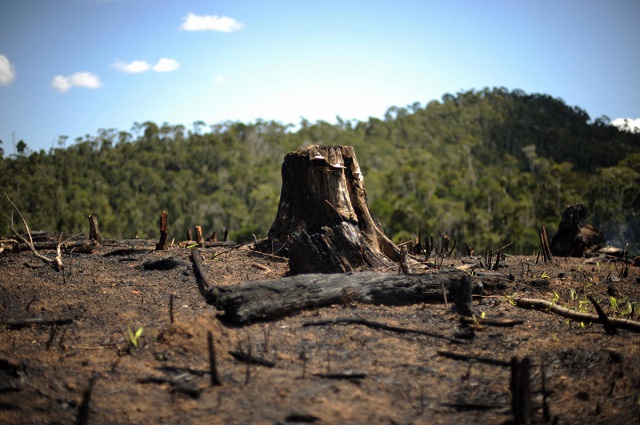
[156,211,169,251]
[587,295,617,335]
[510,356,532,425]
[142,258,188,271]
[208,331,222,386]
[75,375,96,425]
[550,203,605,257]
[540,225,553,263]
[451,275,479,317]
[88,214,102,246]
[2,317,74,330]
[314,370,368,380]
[190,248,211,291]
[205,270,511,325]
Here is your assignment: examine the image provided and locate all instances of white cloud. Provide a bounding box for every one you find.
[153,58,180,72]
[612,118,640,133]
[214,74,226,84]
[0,54,16,86]
[180,13,244,32]
[112,60,151,73]
[51,72,103,93]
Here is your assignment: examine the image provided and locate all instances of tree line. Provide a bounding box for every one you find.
[1,87,639,254]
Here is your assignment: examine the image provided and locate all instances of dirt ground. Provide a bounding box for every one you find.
[1,239,639,425]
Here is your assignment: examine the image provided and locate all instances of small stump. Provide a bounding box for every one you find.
[267,145,400,274]
[550,204,604,257]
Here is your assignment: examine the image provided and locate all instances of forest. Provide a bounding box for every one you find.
[1,87,639,254]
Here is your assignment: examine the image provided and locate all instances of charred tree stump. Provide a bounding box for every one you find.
[550,203,605,257]
[156,211,168,251]
[88,214,102,246]
[539,225,553,263]
[267,145,400,274]
[195,226,204,246]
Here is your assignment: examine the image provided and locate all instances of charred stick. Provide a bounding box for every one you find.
[156,211,168,251]
[208,331,222,386]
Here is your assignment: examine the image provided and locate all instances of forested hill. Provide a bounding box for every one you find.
[2,87,639,253]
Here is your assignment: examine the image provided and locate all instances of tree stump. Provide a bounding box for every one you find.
[267,145,400,274]
[550,204,604,257]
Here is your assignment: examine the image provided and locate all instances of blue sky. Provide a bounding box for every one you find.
[1,0,639,154]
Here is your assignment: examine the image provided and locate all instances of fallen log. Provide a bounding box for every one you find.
[206,270,512,324]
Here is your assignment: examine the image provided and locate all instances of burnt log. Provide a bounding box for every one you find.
[550,204,604,257]
[266,145,400,274]
[205,270,512,325]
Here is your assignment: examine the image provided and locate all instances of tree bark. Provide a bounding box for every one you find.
[267,145,400,274]
[205,270,511,324]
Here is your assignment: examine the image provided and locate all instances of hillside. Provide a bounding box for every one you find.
[1,88,639,253]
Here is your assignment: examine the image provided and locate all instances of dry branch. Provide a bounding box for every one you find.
[513,297,640,332]
[5,193,83,275]
[190,248,211,290]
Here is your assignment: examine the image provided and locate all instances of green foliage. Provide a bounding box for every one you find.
[1,88,639,252]
[127,325,143,349]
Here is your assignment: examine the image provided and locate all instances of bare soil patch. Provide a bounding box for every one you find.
[1,241,639,424]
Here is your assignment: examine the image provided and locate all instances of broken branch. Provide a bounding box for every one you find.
[513,297,640,332]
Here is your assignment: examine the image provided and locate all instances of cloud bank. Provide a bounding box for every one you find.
[51,72,103,92]
[0,54,16,86]
[180,13,244,32]
[612,118,640,133]
[112,58,179,73]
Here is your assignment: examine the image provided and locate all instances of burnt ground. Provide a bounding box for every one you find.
[1,240,639,425]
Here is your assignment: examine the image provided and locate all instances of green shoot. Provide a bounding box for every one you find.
[128,325,144,349]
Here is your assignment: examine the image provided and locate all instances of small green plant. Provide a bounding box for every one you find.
[609,297,640,319]
[549,291,560,310]
[541,271,551,279]
[128,325,144,349]
[505,294,517,305]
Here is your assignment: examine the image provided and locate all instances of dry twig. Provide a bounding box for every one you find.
[513,297,640,332]
[5,193,82,275]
